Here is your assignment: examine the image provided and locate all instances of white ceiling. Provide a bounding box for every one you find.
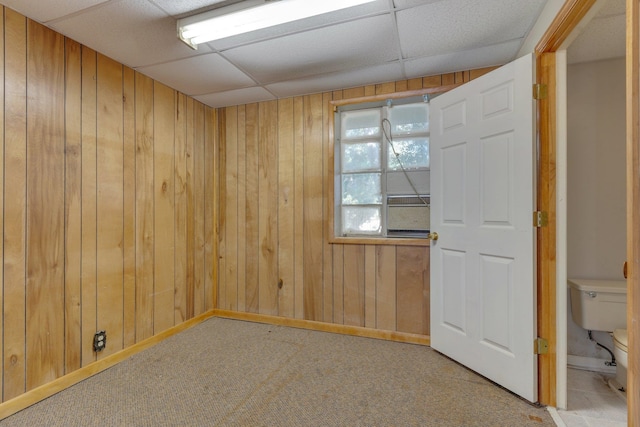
[0,0,625,108]
[567,0,626,64]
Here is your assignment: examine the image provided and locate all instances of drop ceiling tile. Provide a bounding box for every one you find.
[222,14,398,85]
[404,39,522,78]
[205,0,391,51]
[151,0,229,16]
[568,14,625,64]
[136,53,255,96]
[0,0,108,23]
[397,0,546,59]
[49,0,210,68]
[393,0,445,9]
[194,86,276,108]
[265,62,404,98]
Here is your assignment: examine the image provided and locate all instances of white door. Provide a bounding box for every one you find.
[429,54,536,402]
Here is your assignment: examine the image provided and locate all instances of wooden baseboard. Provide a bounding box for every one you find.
[212,309,431,346]
[0,309,430,420]
[0,310,217,421]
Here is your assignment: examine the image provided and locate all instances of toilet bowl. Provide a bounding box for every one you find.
[612,328,628,391]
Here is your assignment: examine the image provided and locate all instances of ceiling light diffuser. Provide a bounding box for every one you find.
[177,0,377,49]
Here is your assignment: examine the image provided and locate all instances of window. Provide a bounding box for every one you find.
[334,98,430,238]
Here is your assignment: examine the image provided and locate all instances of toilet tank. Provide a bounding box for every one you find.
[568,279,627,332]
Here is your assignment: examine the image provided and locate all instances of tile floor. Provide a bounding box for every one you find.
[554,368,627,427]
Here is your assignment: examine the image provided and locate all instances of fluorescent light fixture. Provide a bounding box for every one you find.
[177,0,377,49]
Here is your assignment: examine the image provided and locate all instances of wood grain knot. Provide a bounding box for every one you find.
[278,279,284,289]
[9,355,18,366]
[161,181,168,193]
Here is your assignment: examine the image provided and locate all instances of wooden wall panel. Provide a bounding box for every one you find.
[303,94,324,321]
[236,106,247,313]
[293,97,305,319]
[4,8,27,400]
[258,101,278,315]
[96,54,124,358]
[216,108,227,311]
[222,106,238,311]
[135,72,155,340]
[185,98,196,320]
[192,101,206,316]
[122,66,136,348]
[364,246,377,328]
[153,82,175,334]
[25,20,65,390]
[244,103,259,313]
[204,106,216,311]
[343,245,365,327]
[0,8,217,404]
[64,39,82,374]
[375,246,397,331]
[80,46,98,367]
[332,245,344,325]
[278,98,295,318]
[0,7,5,397]
[396,246,429,335]
[174,93,188,324]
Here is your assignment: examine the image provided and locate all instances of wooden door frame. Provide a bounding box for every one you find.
[536,1,639,424]
[626,0,639,424]
[535,0,598,407]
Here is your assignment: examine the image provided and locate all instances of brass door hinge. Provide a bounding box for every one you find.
[534,337,549,354]
[533,83,548,100]
[533,211,548,227]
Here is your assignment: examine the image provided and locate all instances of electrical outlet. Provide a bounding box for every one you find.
[93,330,106,352]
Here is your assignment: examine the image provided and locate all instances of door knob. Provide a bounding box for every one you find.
[428,232,438,241]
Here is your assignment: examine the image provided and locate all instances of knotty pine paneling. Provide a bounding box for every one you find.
[96,53,124,360]
[64,38,82,374]
[244,103,260,313]
[122,66,136,348]
[0,10,216,402]
[217,71,497,336]
[258,101,278,316]
[174,93,188,325]
[4,8,28,401]
[302,94,324,321]
[26,19,65,390]
[192,101,208,317]
[80,46,98,368]
[153,81,176,335]
[204,106,217,312]
[0,7,4,401]
[277,98,295,318]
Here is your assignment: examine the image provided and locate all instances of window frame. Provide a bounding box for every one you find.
[328,86,458,246]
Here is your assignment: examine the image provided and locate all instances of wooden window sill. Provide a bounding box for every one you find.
[330,236,430,246]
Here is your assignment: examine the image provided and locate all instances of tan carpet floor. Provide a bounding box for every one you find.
[0,317,555,426]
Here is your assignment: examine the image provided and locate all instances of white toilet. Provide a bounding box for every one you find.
[568,278,628,393]
[612,328,628,390]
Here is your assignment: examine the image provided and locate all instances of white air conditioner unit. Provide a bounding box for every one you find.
[386,195,429,237]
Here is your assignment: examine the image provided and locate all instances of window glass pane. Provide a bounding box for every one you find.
[388,138,430,170]
[341,109,381,139]
[389,103,429,135]
[342,142,380,172]
[341,173,382,204]
[342,206,381,235]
